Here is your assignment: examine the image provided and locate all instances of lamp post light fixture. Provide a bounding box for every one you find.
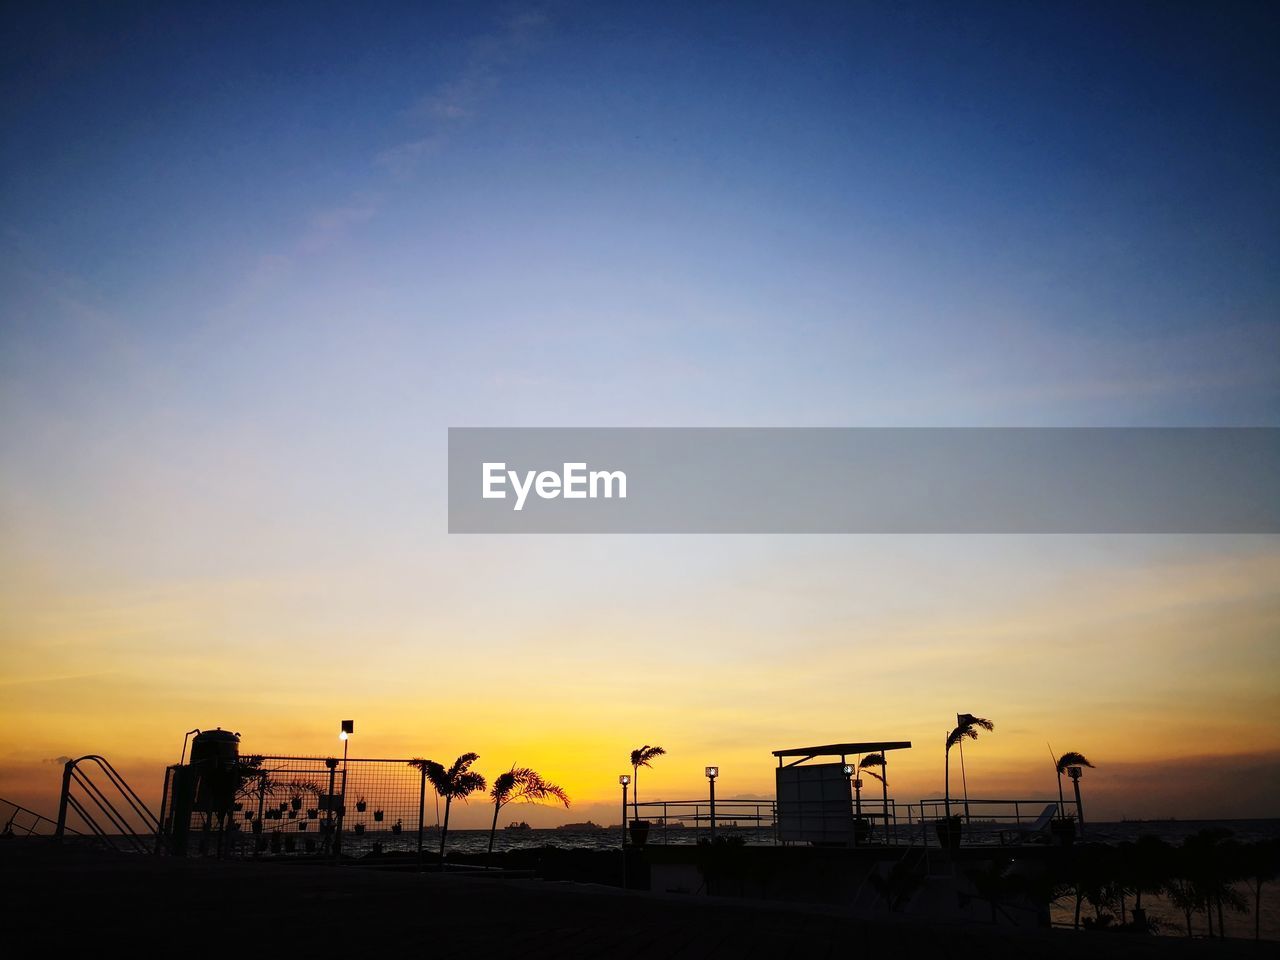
[619,775,631,890]
[619,775,631,849]
[334,720,354,858]
[705,766,718,841]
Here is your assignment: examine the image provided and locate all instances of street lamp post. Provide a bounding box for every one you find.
[335,720,353,858]
[619,775,631,890]
[705,766,718,841]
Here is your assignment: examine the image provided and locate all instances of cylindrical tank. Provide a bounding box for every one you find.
[190,728,240,768]
[191,728,241,813]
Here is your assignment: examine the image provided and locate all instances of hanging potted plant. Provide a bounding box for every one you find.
[306,808,318,820]
[244,810,255,821]
[373,809,385,822]
[298,821,308,832]
[290,794,303,812]
[356,797,367,813]
[391,819,402,835]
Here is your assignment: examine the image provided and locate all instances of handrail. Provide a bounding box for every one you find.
[1,797,80,839]
[55,755,159,853]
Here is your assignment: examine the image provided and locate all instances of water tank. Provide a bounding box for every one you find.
[190,728,240,767]
[191,728,241,813]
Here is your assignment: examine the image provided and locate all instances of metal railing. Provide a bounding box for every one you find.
[55,755,159,853]
[2,797,79,840]
[633,799,778,844]
[904,797,1077,846]
[633,796,908,846]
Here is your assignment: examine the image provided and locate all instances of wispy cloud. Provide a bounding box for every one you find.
[381,6,550,179]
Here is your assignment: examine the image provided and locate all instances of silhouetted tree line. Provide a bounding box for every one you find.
[1053,829,1280,941]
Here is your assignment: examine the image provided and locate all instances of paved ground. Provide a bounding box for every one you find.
[0,843,1262,958]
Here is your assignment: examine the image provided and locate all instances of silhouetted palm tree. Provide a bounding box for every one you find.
[487,766,569,859]
[944,714,993,821]
[1054,751,1094,818]
[628,745,665,822]
[859,752,889,833]
[1244,837,1280,941]
[408,753,486,861]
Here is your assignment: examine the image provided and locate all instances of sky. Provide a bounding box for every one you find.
[1,2,1278,828]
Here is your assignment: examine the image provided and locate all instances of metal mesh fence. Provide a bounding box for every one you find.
[162,755,434,859]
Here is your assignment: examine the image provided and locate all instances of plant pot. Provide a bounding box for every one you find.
[232,801,243,812]
[244,810,254,820]
[373,810,384,822]
[1050,817,1076,847]
[307,810,318,819]
[629,820,651,846]
[298,822,308,831]
[391,823,402,834]
[288,810,297,819]
[356,801,367,813]
[935,816,963,850]
[852,817,872,844]
[354,823,365,835]
[290,798,302,811]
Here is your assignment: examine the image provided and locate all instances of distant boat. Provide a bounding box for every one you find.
[505,820,532,831]
[556,821,604,831]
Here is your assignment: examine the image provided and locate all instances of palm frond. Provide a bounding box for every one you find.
[630,744,666,767]
[1055,751,1095,774]
[859,754,885,770]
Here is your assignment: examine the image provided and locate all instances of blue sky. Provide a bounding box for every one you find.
[2,3,1278,818]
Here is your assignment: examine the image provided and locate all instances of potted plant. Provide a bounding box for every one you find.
[628,744,666,846]
[356,797,367,813]
[287,809,297,820]
[391,819,402,834]
[244,810,255,820]
[373,809,384,822]
[938,713,993,851]
[298,821,308,832]
[354,822,365,835]
[1050,815,1076,846]
[289,795,303,812]
[935,815,963,850]
[306,808,318,819]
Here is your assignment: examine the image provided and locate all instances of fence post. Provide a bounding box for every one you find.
[417,766,427,870]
